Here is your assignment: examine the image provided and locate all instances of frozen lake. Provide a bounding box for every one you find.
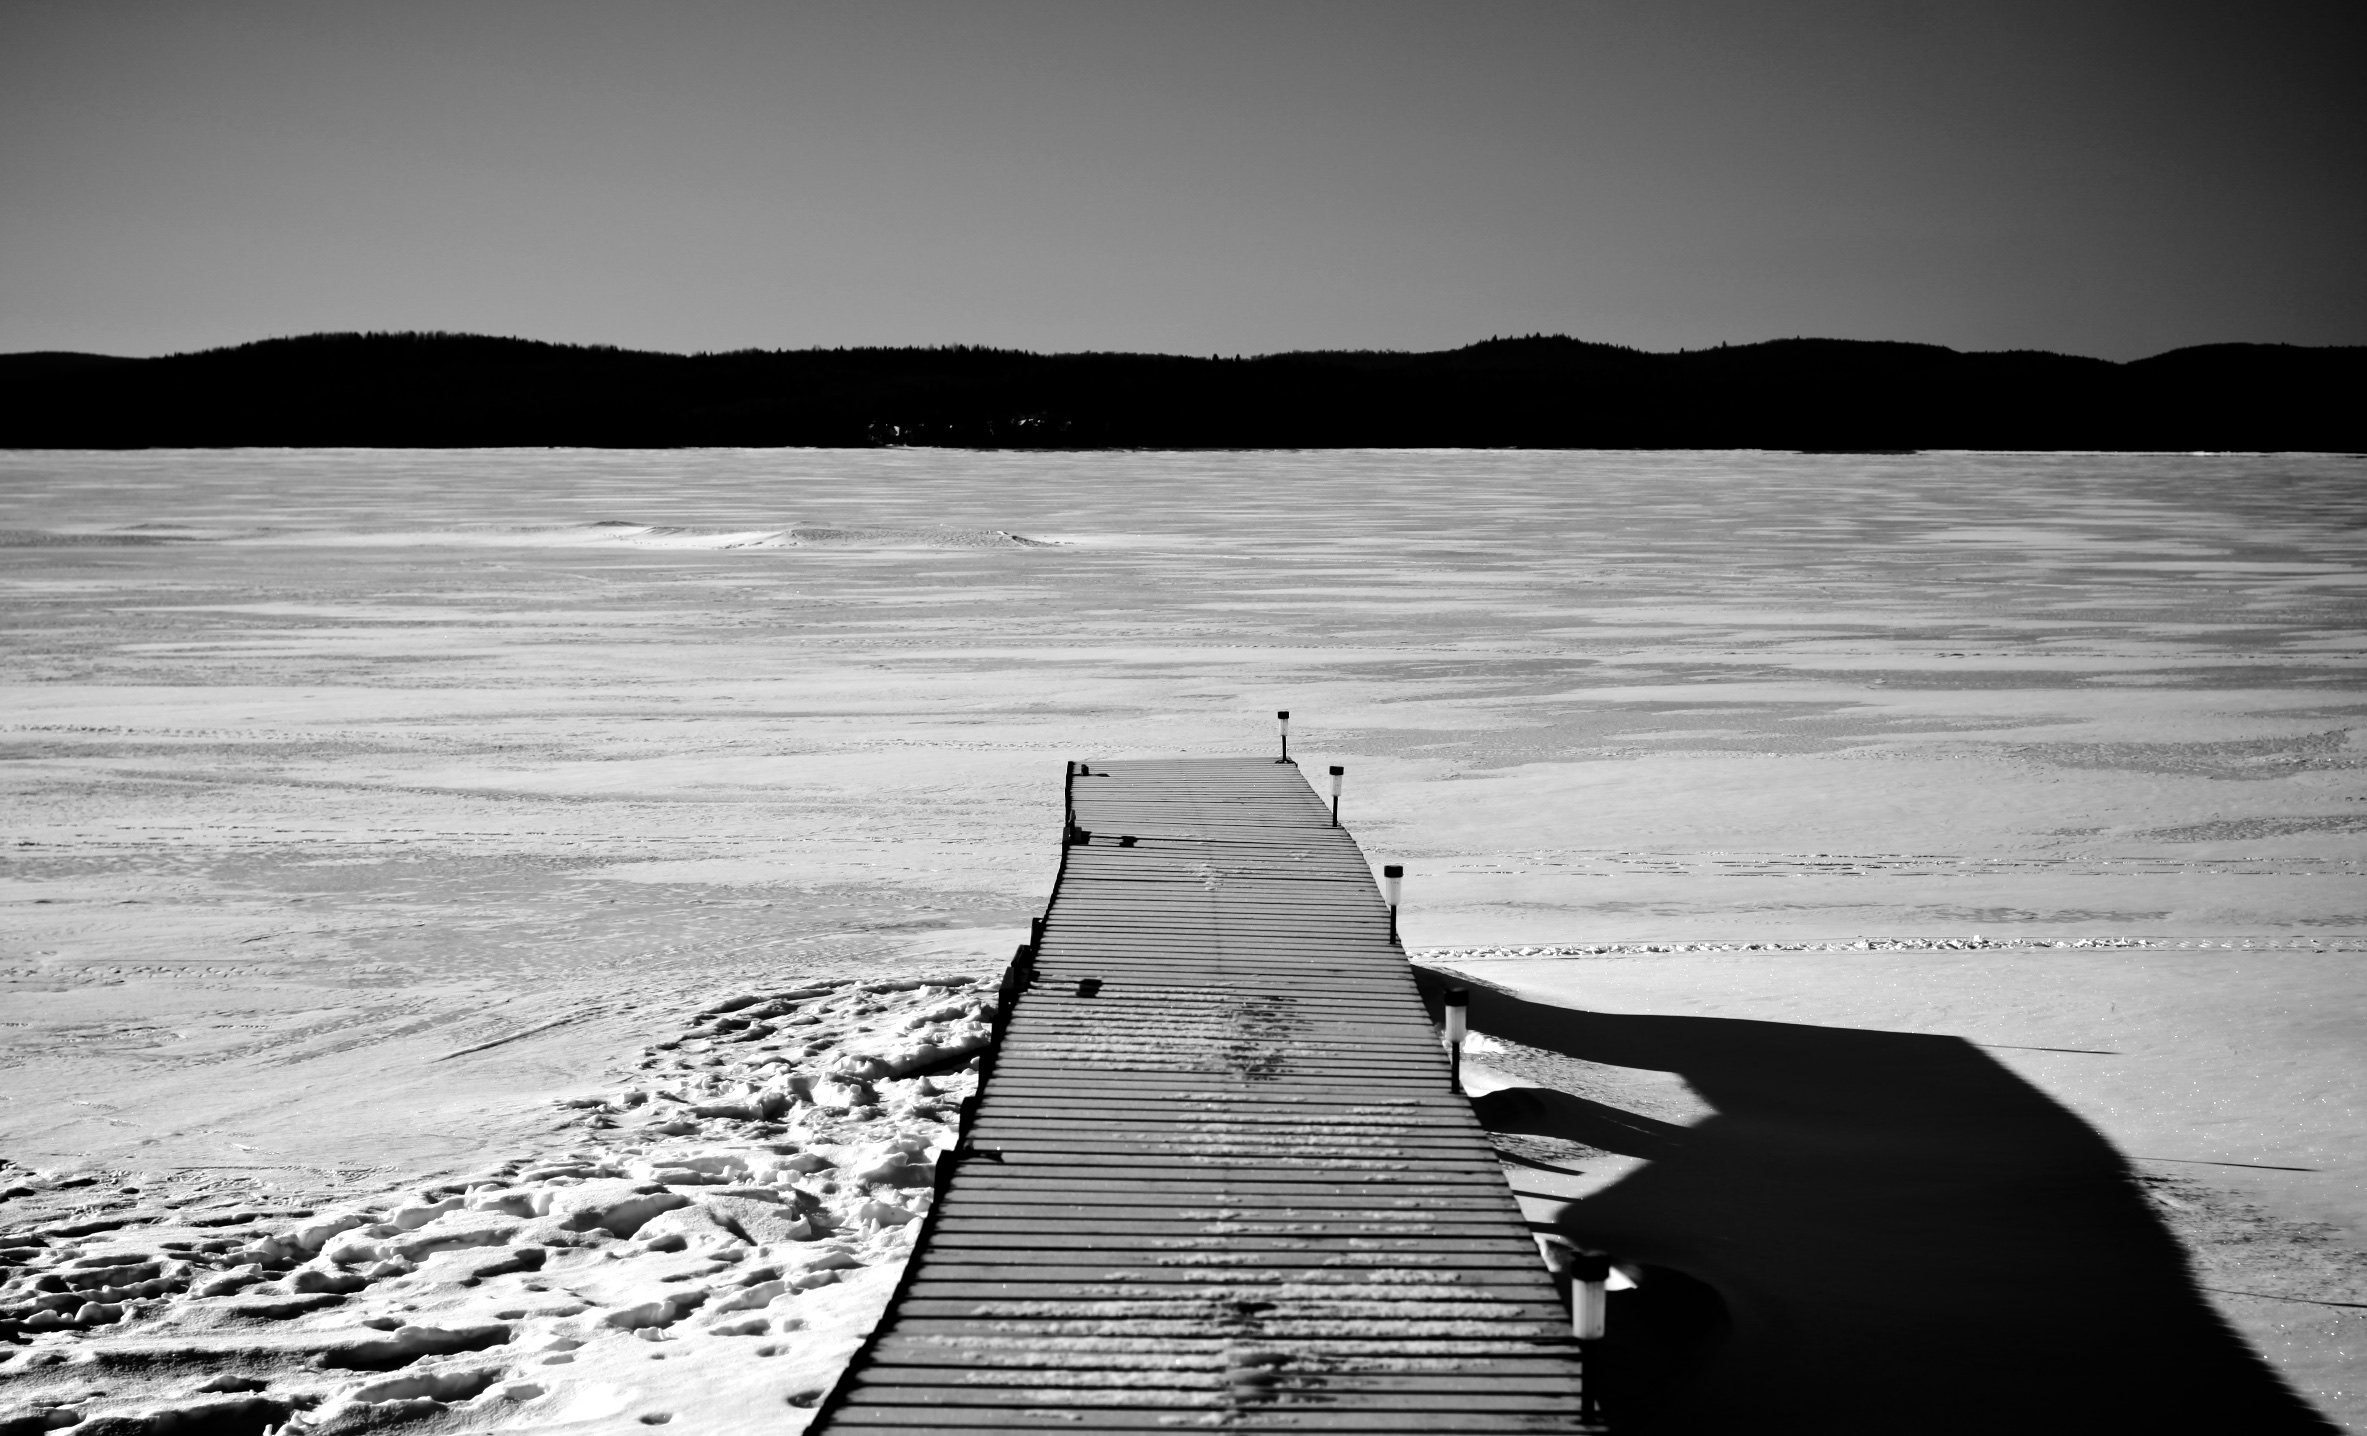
[7,446,2362,940]
[3,447,2362,1420]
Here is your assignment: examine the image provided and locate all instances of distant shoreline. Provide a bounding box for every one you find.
[3,331,2360,451]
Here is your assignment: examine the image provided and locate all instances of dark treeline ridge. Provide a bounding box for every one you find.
[1,331,2360,450]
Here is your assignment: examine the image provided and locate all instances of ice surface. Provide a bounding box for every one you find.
[0,982,976,1434]
[0,447,2359,1421]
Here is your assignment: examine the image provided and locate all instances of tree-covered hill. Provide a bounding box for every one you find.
[2,331,2358,450]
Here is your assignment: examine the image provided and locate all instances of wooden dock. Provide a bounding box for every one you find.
[815,757,1592,1432]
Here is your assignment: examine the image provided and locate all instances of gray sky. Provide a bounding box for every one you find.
[3,0,2360,360]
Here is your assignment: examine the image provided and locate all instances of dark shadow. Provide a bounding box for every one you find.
[1479,1086,1692,1161]
[1597,1264,1731,1429]
[1427,972,2339,1435]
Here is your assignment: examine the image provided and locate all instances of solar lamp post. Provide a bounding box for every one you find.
[1381,863,1403,944]
[1328,765,1344,826]
[1276,710,1292,764]
[1569,1249,1611,1424]
[1443,986,1468,1092]
[1569,1250,1610,1341]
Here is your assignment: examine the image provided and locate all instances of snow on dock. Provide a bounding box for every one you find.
[815,757,1592,1432]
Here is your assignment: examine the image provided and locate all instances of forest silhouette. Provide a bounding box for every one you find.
[2,332,2359,450]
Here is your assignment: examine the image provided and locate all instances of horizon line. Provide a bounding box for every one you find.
[10,329,2362,368]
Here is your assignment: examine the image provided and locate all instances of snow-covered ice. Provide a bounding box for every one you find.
[0,979,993,1434]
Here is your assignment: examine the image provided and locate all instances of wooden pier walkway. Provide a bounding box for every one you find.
[815,757,1592,1432]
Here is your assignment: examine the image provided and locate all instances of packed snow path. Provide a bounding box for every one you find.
[817,757,1591,1432]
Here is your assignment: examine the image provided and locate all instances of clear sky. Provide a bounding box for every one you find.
[3,0,2360,360]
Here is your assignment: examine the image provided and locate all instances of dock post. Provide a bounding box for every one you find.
[1063,762,1079,844]
[996,943,1036,1025]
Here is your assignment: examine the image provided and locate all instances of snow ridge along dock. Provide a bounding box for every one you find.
[815,757,1591,1431]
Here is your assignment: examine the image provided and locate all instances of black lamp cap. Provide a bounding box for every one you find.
[1328,765,1344,776]
[1382,863,1404,878]
[1277,710,1290,719]
[1443,986,1469,1008]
